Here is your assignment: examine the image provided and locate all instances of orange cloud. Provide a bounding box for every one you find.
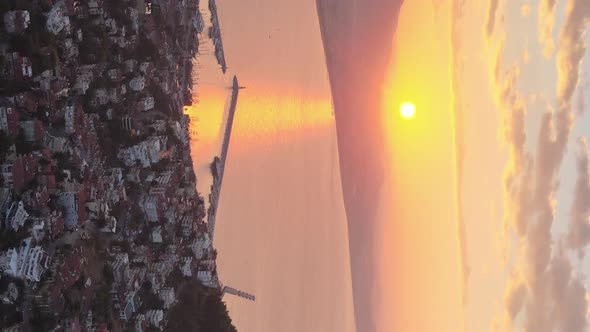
[485,0,500,37]
[504,271,526,321]
[567,137,590,256]
[451,0,470,308]
[492,0,590,330]
[538,0,558,58]
[556,0,590,103]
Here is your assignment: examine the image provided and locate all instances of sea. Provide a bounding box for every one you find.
[185,0,356,331]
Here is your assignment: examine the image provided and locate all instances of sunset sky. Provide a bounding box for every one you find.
[190,0,590,331]
[384,0,590,330]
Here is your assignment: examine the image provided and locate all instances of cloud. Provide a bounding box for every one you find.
[547,249,588,332]
[451,0,470,308]
[504,273,526,321]
[538,0,558,58]
[493,0,590,330]
[521,3,531,17]
[495,61,531,238]
[577,81,587,115]
[556,0,590,104]
[520,246,588,332]
[485,0,500,37]
[567,137,590,256]
[501,244,588,332]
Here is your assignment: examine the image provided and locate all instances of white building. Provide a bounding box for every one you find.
[46,3,70,35]
[93,88,109,106]
[165,207,176,224]
[128,8,139,32]
[103,18,117,35]
[180,256,193,277]
[1,163,14,189]
[4,11,30,34]
[61,38,78,59]
[0,105,16,134]
[120,291,138,321]
[109,35,127,48]
[108,87,122,104]
[112,253,130,284]
[64,105,76,134]
[180,215,193,238]
[138,96,154,111]
[159,80,170,93]
[171,121,189,145]
[134,314,145,332]
[31,219,46,242]
[117,136,167,168]
[130,246,149,265]
[140,194,160,223]
[190,233,211,259]
[158,287,175,309]
[23,246,48,281]
[0,249,18,277]
[10,52,32,79]
[151,226,163,243]
[145,310,163,328]
[199,259,216,270]
[197,270,218,288]
[139,62,153,75]
[19,120,37,142]
[88,0,104,16]
[5,201,28,231]
[0,238,48,281]
[124,59,137,73]
[128,76,145,92]
[45,132,69,153]
[74,74,92,95]
[57,192,84,230]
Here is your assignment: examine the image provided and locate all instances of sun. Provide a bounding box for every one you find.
[400,102,416,119]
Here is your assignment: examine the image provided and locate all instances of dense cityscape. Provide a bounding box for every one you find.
[0,0,237,331]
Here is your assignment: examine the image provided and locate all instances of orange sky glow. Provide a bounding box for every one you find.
[380,1,463,331]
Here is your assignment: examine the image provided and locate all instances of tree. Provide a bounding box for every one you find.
[102,264,114,286]
[150,84,172,114]
[14,129,33,154]
[150,157,170,173]
[95,217,107,229]
[0,2,10,14]
[0,130,13,163]
[92,284,112,321]
[165,267,185,289]
[165,281,237,332]
[136,36,159,61]
[10,35,35,57]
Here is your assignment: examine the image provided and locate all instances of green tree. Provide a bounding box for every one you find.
[14,129,33,154]
[165,281,237,332]
[0,130,13,163]
[0,2,10,14]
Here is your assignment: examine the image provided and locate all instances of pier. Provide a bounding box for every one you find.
[207,76,240,240]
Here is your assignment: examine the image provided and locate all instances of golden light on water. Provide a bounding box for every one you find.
[400,102,416,119]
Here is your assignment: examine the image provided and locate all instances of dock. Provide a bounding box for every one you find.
[207,76,240,239]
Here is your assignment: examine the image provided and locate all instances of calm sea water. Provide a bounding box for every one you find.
[186,1,356,331]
